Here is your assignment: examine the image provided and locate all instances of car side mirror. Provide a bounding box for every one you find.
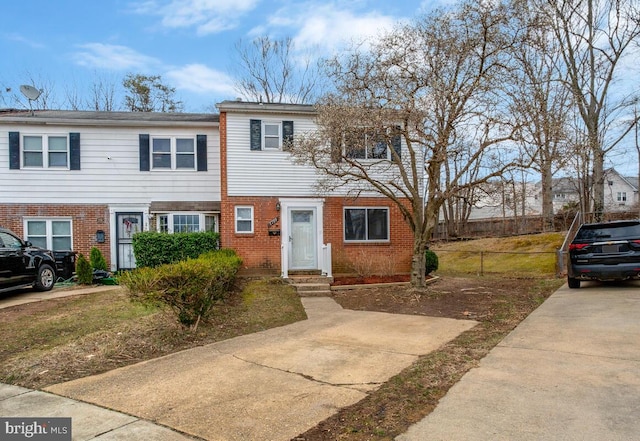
[24,241,32,247]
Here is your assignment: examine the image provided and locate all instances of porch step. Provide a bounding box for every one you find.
[287,275,333,297]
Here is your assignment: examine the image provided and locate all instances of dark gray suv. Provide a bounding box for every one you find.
[0,227,57,293]
[567,219,640,289]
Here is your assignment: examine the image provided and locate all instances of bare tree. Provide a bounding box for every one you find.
[88,73,119,111]
[291,1,525,287]
[508,0,574,230]
[233,36,323,104]
[123,73,183,112]
[540,0,640,219]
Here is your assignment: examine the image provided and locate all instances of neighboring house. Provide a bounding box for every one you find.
[216,101,415,278]
[539,168,639,214]
[603,168,639,212]
[0,109,220,272]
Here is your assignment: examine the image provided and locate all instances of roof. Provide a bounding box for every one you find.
[216,100,316,115]
[0,109,219,127]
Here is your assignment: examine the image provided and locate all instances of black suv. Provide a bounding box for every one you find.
[0,227,57,293]
[567,219,640,289]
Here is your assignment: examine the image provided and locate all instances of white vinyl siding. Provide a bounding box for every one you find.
[225,112,408,197]
[1,125,220,204]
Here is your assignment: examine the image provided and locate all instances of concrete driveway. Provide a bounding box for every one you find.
[398,280,640,441]
[45,297,476,441]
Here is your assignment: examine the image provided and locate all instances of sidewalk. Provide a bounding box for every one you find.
[397,281,640,441]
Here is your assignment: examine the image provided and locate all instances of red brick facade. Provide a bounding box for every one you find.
[220,195,414,274]
[0,203,111,267]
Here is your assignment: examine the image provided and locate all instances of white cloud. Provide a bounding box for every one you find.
[5,33,46,49]
[253,2,406,58]
[73,43,161,71]
[165,63,236,96]
[131,0,259,35]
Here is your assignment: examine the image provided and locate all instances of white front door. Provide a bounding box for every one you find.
[289,209,317,269]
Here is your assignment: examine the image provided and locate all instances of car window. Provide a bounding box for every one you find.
[575,222,640,241]
[0,232,23,249]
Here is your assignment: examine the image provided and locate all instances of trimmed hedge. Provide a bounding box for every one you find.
[132,231,220,268]
[120,249,242,329]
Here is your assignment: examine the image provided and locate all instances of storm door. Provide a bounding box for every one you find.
[289,209,317,269]
[116,212,142,270]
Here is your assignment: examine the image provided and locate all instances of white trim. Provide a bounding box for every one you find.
[279,198,325,278]
[234,205,254,234]
[23,217,73,250]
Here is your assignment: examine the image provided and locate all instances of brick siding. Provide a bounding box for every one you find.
[0,203,111,267]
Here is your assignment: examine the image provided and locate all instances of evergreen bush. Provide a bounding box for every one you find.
[89,247,108,271]
[76,254,93,285]
[425,249,439,275]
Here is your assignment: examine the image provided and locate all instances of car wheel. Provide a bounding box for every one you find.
[34,263,55,291]
[567,277,580,289]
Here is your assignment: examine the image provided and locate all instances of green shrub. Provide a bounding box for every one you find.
[76,254,93,285]
[89,247,108,271]
[132,231,220,268]
[425,249,439,275]
[120,249,242,329]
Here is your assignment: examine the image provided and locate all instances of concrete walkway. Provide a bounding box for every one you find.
[397,280,640,441]
[25,297,475,441]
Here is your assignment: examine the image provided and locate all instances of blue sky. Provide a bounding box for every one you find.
[1,0,437,113]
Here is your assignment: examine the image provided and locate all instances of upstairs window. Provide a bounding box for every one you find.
[250,119,294,151]
[333,127,401,162]
[152,137,195,170]
[8,132,80,170]
[23,135,68,168]
[345,130,388,160]
[617,192,627,202]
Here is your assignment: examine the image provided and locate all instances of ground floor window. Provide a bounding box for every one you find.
[235,206,254,233]
[154,213,218,233]
[344,207,389,242]
[24,219,73,250]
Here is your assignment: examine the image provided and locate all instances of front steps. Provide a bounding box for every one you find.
[286,274,333,297]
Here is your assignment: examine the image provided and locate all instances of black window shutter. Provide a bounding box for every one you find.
[69,132,81,170]
[391,126,402,161]
[282,120,294,151]
[250,119,261,150]
[139,134,150,171]
[197,134,207,171]
[9,131,20,169]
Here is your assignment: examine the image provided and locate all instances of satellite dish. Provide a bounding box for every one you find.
[20,84,42,101]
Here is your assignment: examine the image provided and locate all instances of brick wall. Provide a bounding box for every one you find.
[0,203,111,267]
[220,195,414,274]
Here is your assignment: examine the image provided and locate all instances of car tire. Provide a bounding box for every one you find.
[567,277,580,289]
[34,263,55,291]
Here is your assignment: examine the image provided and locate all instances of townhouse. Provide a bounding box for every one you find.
[0,103,415,277]
[0,110,220,272]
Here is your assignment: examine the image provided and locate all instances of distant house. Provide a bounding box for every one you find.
[0,110,220,271]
